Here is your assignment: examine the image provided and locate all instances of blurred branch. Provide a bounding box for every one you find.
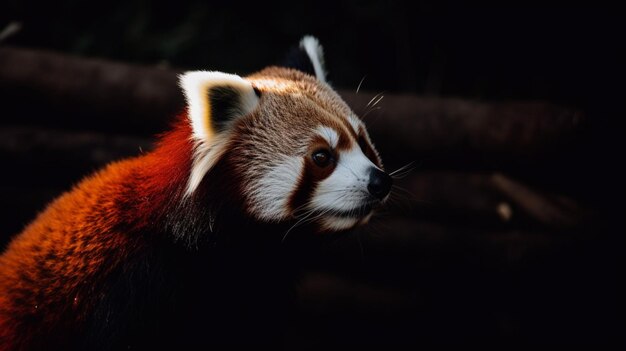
[0,126,151,185]
[396,171,591,230]
[0,22,22,42]
[0,46,593,233]
[342,92,585,164]
[0,46,585,161]
[0,46,184,135]
[491,173,589,229]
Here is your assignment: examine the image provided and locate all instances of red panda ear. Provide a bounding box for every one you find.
[179,71,260,196]
[179,71,260,143]
[282,35,327,83]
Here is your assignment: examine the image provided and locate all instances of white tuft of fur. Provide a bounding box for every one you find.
[186,133,230,196]
[179,71,260,195]
[300,36,327,83]
[248,155,304,221]
[316,126,339,149]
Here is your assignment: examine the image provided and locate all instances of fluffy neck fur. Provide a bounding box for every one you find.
[1,114,323,350]
[79,116,318,349]
[130,115,304,246]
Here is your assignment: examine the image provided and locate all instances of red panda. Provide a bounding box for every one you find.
[0,36,391,349]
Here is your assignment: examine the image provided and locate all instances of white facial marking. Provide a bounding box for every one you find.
[348,114,362,135]
[316,126,339,149]
[248,155,304,221]
[312,145,375,213]
[186,134,229,196]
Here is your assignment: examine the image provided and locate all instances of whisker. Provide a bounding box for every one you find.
[292,197,347,234]
[390,171,414,180]
[365,92,384,109]
[389,161,416,176]
[283,193,350,242]
[292,201,316,217]
[356,76,367,94]
[391,185,416,198]
[315,188,356,195]
[370,94,384,108]
[362,106,382,120]
[283,209,316,242]
[292,188,371,219]
[390,168,413,177]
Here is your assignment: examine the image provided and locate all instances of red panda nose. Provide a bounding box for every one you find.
[367,168,392,200]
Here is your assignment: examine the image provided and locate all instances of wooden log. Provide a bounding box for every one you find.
[0,46,585,162]
[392,171,590,230]
[491,173,590,229]
[0,46,184,135]
[342,92,585,165]
[395,171,507,225]
[0,127,589,232]
[0,126,152,185]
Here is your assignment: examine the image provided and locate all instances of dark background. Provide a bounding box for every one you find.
[2,2,622,103]
[1,1,624,347]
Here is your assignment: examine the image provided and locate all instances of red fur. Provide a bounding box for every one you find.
[0,116,193,350]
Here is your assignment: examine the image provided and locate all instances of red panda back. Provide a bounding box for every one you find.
[0,120,194,350]
[0,160,142,348]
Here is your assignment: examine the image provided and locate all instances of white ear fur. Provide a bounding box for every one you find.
[179,71,259,143]
[300,36,327,83]
[179,71,260,196]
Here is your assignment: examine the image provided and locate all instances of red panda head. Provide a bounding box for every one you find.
[179,36,391,233]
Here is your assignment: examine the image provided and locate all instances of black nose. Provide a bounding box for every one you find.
[367,168,392,200]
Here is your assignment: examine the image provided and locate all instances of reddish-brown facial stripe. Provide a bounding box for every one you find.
[337,115,359,141]
[288,160,317,216]
[320,114,381,168]
[324,115,358,147]
[333,131,352,151]
[288,136,337,214]
[357,130,382,168]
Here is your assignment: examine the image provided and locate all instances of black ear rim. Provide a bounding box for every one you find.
[281,44,318,77]
[280,36,327,82]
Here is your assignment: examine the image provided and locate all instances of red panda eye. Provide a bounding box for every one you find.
[312,149,332,167]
